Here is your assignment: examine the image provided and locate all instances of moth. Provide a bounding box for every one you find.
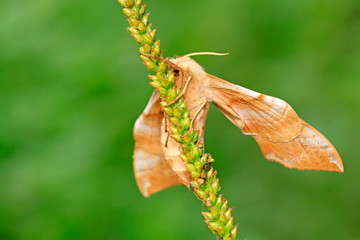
[133,52,344,197]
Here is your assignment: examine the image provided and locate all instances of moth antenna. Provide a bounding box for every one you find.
[181,52,229,58]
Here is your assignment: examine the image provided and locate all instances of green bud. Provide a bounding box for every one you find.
[130,8,140,19]
[139,5,146,16]
[207,167,214,179]
[135,0,142,8]
[191,171,200,179]
[148,74,157,82]
[140,55,150,62]
[209,192,216,204]
[185,152,193,162]
[163,107,173,116]
[138,22,146,32]
[128,27,139,34]
[222,199,229,213]
[192,146,200,159]
[169,88,178,99]
[162,78,169,88]
[142,13,149,26]
[128,18,139,27]
[127,0,135,7]
[186,163,195,173]
[202,212,213,221]
[118,0,134,7]
[179,101,187,112]
[219,214,227,224]
[225,208,232,220]
[139,46,145,54]
[180,154,188,162]
[150,29,157,38]
[149,81,161,89]
[143,44,151,53]
[177,96,184,104]
[156,69,164,79]
[210,207,219,218]
[168,72,175,84]
[154,40,161,56]
[200,155,207,165]
[194,189,206,199]
[170,117,180,126]
[132,33,144,44]
[158,61,167,73]
[145,33,154,44]
[143,59,156,71]
[212,179,220,192]
[172,134,182,142]
[158,87,167,96]
[122,7,132,17]
[190,181,199,190]
[217,225,226,237]
[182,135,191,143]
[173,107,181,118]
[182,117,190,130]
[146,23,152,33]
[191,131,199,143]
[209,222,219,231]
[194,161,203,171]
[181,144,190,153]
[230,225,238,238]
[170,126,178,134]
[216,194,223,208]
[225,217,234,232]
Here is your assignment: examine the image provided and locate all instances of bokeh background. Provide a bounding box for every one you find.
[1,0,359,239]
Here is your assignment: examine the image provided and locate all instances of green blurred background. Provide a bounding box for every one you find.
[0,0,359,239]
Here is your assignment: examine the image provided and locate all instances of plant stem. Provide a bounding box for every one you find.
[118,0,238,239]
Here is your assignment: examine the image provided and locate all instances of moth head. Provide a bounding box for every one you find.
[170,56,202,73]
[170,52,228,74]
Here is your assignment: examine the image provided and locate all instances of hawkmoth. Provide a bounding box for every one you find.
[133,52,343,197]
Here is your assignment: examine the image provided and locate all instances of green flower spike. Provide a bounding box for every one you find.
[118,0,239,239]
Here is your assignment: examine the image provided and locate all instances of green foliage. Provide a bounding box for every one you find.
[0,0,359,240]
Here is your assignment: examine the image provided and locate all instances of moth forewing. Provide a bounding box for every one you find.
[133,91,182,197]
[206,73,303,142]
[254,120,343,172]
[204,73,343,172]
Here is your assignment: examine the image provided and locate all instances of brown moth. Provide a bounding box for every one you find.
[133,52,344,197]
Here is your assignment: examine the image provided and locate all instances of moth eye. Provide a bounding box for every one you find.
[173,69,180,76]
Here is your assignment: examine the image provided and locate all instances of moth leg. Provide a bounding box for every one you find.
[184,100,207,137]
[140,53,182,72]
[163,76,192,107]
